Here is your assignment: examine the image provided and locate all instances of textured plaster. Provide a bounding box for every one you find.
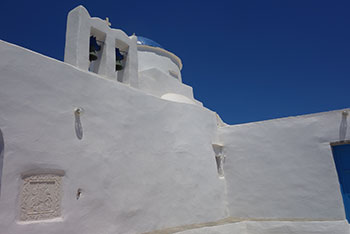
[1,40,349,233]
[0,40,225,234]
[218,109,350,220]
[20,174,62,221]
[1,5,350,233]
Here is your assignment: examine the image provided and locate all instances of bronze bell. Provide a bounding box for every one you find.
[89,50,98,61]
[89,36,100,61]
[115,59,123,70]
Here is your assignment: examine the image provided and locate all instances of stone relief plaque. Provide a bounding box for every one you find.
[20,174,62,221]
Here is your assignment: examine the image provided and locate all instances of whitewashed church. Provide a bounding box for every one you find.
[0,5,349,234]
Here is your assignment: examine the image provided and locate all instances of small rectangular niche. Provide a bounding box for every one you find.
[20,174,63,221]
[115,39,129,83]
[212,144,225,178]
[88,27,106,74]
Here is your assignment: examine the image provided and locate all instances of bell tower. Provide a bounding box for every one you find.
[64,5,139,87]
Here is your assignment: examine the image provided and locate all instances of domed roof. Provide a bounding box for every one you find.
[137,36,164,49]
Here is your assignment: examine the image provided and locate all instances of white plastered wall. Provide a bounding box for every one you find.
[218,109,350,220]
[1,13,350,232]
[0,40,226,234]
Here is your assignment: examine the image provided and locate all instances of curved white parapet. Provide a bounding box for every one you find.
[137,45,182,70]
[161,93,197,105]
[137,44,182,82]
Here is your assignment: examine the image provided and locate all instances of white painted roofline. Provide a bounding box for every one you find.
[137,45,183,70]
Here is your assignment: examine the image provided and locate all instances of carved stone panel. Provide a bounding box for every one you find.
[20,174,62,221]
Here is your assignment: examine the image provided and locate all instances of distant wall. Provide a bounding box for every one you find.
[219,110,349,220]
[0,40,225,234]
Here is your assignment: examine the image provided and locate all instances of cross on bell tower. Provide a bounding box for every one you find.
[105,17,111,27]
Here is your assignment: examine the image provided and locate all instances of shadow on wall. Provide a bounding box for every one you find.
[340,111,348,141]
[0,129,4,196]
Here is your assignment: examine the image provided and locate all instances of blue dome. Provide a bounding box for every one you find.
[137,36,164,49]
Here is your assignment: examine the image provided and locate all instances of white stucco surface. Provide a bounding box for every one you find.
[218,110,349,220]
[0,40,226,234]
[1,5,350,233]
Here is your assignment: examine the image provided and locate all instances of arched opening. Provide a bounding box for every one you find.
[115,39,129,83]
[88,27,106,74]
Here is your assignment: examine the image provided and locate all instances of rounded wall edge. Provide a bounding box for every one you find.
[137,45,182,70]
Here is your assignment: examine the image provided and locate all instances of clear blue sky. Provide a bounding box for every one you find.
[1,0,349,124]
